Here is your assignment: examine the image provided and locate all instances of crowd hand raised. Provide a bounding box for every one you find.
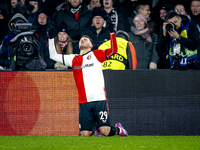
[47,26,55,39]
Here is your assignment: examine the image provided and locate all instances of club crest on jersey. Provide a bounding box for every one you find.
[87,55,91,60]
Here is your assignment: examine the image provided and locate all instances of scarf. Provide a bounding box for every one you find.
[70,5,82,14]
[59,41,68,54]
[131,26,152,42]
[70,4,82,20]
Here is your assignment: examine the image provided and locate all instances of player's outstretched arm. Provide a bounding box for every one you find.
[106,33,118,59]
[48,27,63,63]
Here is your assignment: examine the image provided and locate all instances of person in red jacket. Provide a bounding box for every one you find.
[48,29,128,137]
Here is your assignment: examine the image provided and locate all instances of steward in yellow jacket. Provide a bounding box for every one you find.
[98,30,137,70]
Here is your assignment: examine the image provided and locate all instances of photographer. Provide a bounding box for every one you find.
[157,10,200,69]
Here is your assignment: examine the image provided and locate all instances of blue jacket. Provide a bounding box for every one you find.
[0,34,15,68]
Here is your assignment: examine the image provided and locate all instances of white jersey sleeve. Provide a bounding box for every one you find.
[48,38,75,67]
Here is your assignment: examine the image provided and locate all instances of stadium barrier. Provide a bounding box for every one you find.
[0,70,200,135]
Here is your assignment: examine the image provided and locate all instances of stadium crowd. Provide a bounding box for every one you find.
[0,0,200,70]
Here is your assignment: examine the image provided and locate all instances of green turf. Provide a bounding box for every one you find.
[0,136,200,150]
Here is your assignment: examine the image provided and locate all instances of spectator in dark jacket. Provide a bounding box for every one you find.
[102,0,125,32]
[53,0,92,41]
[81,7,110,50]
[8,0,32,19]
[28,0,40,26]
[116,0,138,20]
[128,14,159,69]
[35,10,56,69]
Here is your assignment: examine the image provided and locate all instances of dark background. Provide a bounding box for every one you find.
[103,70,200,135]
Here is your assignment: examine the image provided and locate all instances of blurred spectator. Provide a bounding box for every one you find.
[125,1,156,33]
[7,0,32,19]
[28,0,40,25]
[53,0,92,41]
[116,0,138,19]
[98,30,137,70]
[0,13,28,69]
[87,0,102,10]
[0,4,9,44]
[53,22,77,70]
[190,0,200,26]
[35,10,56,69]
[154,4,172,37]
[81,7,110,50]
[128,14,159,69]
[157,11,200,69]
[174,3,190,20]
[40,0,65,21]
[102,0,125,32]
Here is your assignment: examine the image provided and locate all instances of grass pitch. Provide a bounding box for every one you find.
[0,136,200,150]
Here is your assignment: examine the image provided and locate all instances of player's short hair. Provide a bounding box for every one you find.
[81,35,93,45]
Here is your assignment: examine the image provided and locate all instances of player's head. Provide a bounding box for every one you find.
[79,35,93,49]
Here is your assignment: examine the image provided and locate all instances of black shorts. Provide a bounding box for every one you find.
[79,100,111,131]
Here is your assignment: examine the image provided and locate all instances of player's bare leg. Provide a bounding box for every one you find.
[80,131,93,137]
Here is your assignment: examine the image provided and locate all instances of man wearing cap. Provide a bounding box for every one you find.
[98,30,137,70]
[48,28,128,137]
[0,13,28,69]
[81,7,110,50]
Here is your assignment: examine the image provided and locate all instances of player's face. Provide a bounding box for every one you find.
[58,32,69,42]
[92,16,105,30]
[79,37,92,49]
[167,16,182,31]
[134,18,146,30]
[190,1,200,16]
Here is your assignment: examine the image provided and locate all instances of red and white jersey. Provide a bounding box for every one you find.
[49,34,117,103]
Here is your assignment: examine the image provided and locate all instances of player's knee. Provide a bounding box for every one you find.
[80,131,92,137]
[99,126,111,136]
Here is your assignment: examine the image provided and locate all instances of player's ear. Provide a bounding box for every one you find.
[90,43,93,48]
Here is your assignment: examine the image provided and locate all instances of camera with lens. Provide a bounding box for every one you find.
[9,23,47,70]
[166,22,176,32]
[12,23,37,56]
[171,54,182,69]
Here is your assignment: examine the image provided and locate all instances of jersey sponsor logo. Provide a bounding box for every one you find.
[74,63,94,69]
